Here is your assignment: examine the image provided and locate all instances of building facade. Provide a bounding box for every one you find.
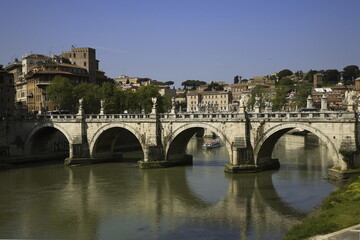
[5,60,25,114]
[0,65,15,116]
[61,47,106,84]
[186,91,232,112]
[3,47,108,114]
[25,62,89,113]
[21,54,51,76]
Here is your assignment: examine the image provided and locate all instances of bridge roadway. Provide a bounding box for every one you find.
[1,109,359,172]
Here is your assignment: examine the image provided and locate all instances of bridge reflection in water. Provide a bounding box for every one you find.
[0,134,334,239]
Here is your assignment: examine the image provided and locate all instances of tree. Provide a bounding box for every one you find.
[277,77,294,86]
[247,86,271,110]
[304,70,319,82]
[73,83,102,113]
[272,86,291,111]
[291,83,312,109]
[46,76,75,111]
[164,81,174,86]
[295,70,304,78]
[277,69,293,79]
[343,65,359,85]
[135,85,170,113]
[323,69,339,85]
[204,81,224,91]
[137,78,151,85]
[234,75,241,84]
[125,91,141,113]
[101,82,122,113]
[181,80,207,90]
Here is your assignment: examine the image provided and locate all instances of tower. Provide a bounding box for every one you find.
[63,47,99,83]
[313,73,323,88]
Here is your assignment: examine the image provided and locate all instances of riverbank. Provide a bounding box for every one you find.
[282,176,360,240]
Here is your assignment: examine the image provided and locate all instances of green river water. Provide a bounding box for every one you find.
[0,134,335,239]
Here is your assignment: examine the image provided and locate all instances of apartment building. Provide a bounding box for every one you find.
[186,91,232,112]
[0,65,15,116]
[4,60,25,114]
[25,62,89,113]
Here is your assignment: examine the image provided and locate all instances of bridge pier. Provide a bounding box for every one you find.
[139,145,193,168]
[64,113,94,165]
[64,142,92,165]
[225,158,280,173]
[225,143,280,173]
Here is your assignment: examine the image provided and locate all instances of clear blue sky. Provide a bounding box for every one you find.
[1,0,359,87]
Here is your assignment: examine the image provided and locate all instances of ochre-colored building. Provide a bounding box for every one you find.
[25,62,89,113]
[61,47,105,84]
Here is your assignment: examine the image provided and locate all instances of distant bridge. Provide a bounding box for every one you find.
[1,106,359,173]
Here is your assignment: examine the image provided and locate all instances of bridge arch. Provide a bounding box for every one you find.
[89,123,144,159]
[24,122,73,157]
[253,123,344,169]
[165,123,233,163]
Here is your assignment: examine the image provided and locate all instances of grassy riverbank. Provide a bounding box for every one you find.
[283,176,360,240]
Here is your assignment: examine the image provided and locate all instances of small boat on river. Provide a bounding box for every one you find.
[203,139,221,149]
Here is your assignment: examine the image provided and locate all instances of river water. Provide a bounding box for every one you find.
[0,134,335,239]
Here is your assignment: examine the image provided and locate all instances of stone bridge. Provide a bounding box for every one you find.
[1,107,359,173]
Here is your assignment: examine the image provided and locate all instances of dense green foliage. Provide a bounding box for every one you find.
[46,76,171,114]
[303,65,359,85]
[304,69,319,82]
[164,81,174,86]
[272,86,291,111]
[277,77,294,86]
[181,80,207,90]
[247,86,272,110]
[291,83,312,109]
[46,76,76,111]
[277,69,293,79]
[323,69,340,85]
[343,65,360,85]
[283,176,360,240]
[204,81,224,91]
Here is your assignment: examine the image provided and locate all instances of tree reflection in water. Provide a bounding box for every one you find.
[0,135,334,240]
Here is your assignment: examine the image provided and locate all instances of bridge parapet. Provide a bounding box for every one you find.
[85,113,153,120]
[247,111,355,120]
[160,112,244,119]
[159,111,356,121]
[14,110,356,123]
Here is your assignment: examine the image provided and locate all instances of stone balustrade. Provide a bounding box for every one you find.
[5,110,356,123]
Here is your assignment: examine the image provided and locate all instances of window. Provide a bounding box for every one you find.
[73,53,76,58]
[84,62,87,67]
[84,53,86,58]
